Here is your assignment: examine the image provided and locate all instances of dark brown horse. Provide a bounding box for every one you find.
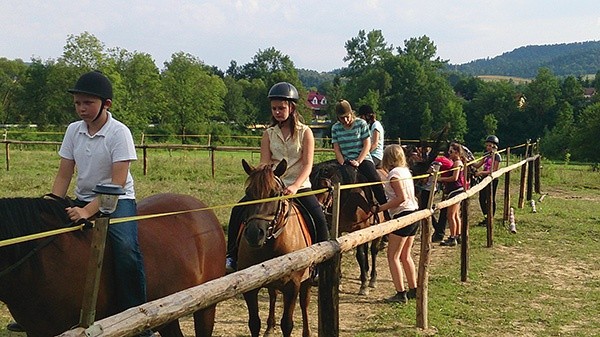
[237,159,312,337]
[310,160,383,295]
[0,193,225,337]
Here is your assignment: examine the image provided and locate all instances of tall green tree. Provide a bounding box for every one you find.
[161,52,226,141]
[570,102,600,161]
[108,49,163,132]
[61,32,107,70]
[0,58,27,124]
[541,102,574,158]
[523,67,560,136]
[343,29,393,76]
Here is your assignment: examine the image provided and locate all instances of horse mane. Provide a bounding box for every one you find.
[0,197,72,242]
[245,164,282,200]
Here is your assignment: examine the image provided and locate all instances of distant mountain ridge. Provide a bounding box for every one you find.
[453,41,600,78]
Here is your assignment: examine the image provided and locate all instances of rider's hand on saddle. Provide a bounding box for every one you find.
[65,206,91,222]
[283,185,299,195]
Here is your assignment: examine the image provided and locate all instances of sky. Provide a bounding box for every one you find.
[1,0,599,72]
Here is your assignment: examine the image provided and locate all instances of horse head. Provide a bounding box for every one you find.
[241,159,288,248]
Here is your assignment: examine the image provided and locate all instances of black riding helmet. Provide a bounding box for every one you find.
[68,70,113,100]
[267,82,299,102]
[68,70,112,122]
[485,135,499,146]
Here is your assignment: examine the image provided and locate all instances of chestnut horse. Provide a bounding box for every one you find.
[237,159,312,337]
[0,193,225,337]
[310,160,383,295]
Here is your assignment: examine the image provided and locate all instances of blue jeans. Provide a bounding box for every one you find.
[109,199,147,311]
[76,198,148,311]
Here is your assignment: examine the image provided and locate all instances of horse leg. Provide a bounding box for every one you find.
[280,282,300,337]
[368,238,380,289]
[264,288,278,337]
[356,243,369,295]
[243,289,262,337]
[193,305,216,337]
[299,280,312,337]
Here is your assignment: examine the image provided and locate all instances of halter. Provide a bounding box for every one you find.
[242,175,291,242]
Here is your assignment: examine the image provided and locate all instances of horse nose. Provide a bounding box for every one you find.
[244,223,265,247]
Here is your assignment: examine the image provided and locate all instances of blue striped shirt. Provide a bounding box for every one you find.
[331,118,372,162]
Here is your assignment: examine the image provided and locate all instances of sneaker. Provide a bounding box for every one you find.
[225,256,237,274]
[384,291,407,303]
[440,237,457,247]
[431,233,445,242]
[406,288,417,300]
[6,322,25,332]
[456,235,462,244]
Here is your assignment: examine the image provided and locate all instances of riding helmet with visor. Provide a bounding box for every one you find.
[68,70,113,100]
[485,135,499,146]
[267,82,299,102]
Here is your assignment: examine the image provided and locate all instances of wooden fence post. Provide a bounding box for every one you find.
[534,155,541,195]
[486,151,496,248]
[142,145,148,176]
[526,149,534,203]
[460,175,469,282]
[318,182,341,337]
[518,141,530,208]
[79,216,110,328]
[210,147,216,179]
[417,165,439,329]
[503,147,511,225]
[4,142,9,171]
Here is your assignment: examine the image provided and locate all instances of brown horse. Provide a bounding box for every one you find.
[310,160,383,295]
[0,193,225,337]
[237,159,312,337]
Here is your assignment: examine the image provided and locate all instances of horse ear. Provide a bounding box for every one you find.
[242,159,254,175]
[273,159,287,177]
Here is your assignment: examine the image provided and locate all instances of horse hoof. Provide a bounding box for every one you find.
[368,279,377,288]
[358,285,369,296]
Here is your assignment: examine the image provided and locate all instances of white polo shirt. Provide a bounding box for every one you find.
[58,112,137,202]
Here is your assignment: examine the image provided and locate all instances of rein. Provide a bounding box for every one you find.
[0,236,56,279]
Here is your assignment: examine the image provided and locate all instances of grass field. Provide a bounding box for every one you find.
[1,147,599,336]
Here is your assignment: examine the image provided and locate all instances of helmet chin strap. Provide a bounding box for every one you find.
[92,99,106,122]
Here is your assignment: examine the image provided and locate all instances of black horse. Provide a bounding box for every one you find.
[310,160,383,295]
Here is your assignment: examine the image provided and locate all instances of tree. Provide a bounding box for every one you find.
[162,52,226,142]
[523,68,560,136]
[0,58,27,124]
[343,29,393,76]
[61,32,107,70]
[570,102,600,161]
[108,49,164,132]
[541,102,574,159]
[399,35,447,69]
[420,103,433,140]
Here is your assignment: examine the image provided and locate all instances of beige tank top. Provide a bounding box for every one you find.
[266,123,312,190]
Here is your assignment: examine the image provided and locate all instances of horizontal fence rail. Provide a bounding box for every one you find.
[58,153,540,337]
[0,137,539,336]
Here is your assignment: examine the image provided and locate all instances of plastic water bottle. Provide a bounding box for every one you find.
[530,200,537,213]
[509,207,517,234]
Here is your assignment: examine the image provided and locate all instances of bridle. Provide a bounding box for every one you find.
[242,176,291,242]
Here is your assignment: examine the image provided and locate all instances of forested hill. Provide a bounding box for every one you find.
[452,41,600,78]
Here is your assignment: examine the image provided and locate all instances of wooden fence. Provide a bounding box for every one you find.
[55,143,541,337]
